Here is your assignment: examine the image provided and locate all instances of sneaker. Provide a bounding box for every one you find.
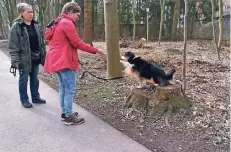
[61,112,79,121]
[64,114,84,126]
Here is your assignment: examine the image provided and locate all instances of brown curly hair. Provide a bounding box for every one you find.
[61,2,81,14]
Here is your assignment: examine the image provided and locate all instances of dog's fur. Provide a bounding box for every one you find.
[120,51,176,88]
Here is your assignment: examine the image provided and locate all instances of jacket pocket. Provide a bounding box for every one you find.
[20,36,27,47]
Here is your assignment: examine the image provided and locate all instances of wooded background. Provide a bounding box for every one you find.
[0,0,230,41]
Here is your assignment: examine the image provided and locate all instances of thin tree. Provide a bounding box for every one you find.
[217,0,224,52]
[210,0,220,60]
[37,0,47,28]
[158,0,165,46]
[183,0,188,95]
[132,0,136,41]
[0,9,4,38]
[104,0,122,79]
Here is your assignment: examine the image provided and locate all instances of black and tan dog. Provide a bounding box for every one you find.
[120,51,176,88]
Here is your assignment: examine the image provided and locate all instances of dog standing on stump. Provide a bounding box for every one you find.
[120,51,176,88]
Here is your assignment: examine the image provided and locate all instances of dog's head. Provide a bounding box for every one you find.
[121,51,135,61]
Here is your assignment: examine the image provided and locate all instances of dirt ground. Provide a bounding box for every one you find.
[1,40,230,152]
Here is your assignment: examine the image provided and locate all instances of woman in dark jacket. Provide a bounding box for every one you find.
[9,3,46,108]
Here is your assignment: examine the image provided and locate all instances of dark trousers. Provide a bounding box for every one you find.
[19,64,40,103]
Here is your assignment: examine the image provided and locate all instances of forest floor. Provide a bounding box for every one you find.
[1,40,230,152]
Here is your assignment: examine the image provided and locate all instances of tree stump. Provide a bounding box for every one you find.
[124,84,192,126]
[138,38,146,49]
[149,84,182,107]
[119,38,147,49]
[124,88,149,109]
[119,41,130,48]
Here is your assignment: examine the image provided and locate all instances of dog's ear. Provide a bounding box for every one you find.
[129,52,135,58]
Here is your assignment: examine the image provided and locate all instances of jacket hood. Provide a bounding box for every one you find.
[58,13,76,23]
[12,17,38,25]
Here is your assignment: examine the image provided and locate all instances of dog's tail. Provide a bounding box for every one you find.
[165,68,176,80]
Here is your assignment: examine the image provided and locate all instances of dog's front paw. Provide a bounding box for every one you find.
[136,85,144,89]
[154,84,159,87]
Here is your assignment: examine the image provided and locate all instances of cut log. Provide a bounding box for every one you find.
[124,84,192,125]
[138,38,146,49]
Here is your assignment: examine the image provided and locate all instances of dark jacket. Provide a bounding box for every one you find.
[8,18,46,73]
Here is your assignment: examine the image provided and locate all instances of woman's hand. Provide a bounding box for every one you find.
[96,49,105,55]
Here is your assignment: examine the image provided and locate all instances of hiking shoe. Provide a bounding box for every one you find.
[61,113,66,121]
[61,112,79,121]
[64,114,84,126]
[22,101,33,108]
[32,98,46,104]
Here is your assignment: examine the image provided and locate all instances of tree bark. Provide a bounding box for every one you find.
[171,0,181,41]
[210,0,220,60]
[183,0,188,95]
[104,0,122,79]
[158,0,165,46]
[83,0,93,46]
[218,0,224,51]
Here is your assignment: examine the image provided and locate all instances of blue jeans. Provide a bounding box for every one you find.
[56,69,77,117]
[19,64,40,103]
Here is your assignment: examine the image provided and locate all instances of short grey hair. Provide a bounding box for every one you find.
[16,3,31,14]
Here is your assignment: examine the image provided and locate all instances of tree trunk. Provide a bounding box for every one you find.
[218,0,224,51]
[104,0,122,79]
[44,0,51,24]
[132,0,136,41]
[171,0,181,41]
[158,0,165,46]
[11,0,17,18]
[0,10,4,38]
[5,0,13,26]
[37,0,46,28]
[55,0,61,17]
[9,0,17,20]
[83,0,93,46]
[183,0,188,95]
[52,0,56,18]
[210,0,220,60]
[195,0,205,24]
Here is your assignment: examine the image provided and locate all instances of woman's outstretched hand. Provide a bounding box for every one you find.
[96,49,105,55]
